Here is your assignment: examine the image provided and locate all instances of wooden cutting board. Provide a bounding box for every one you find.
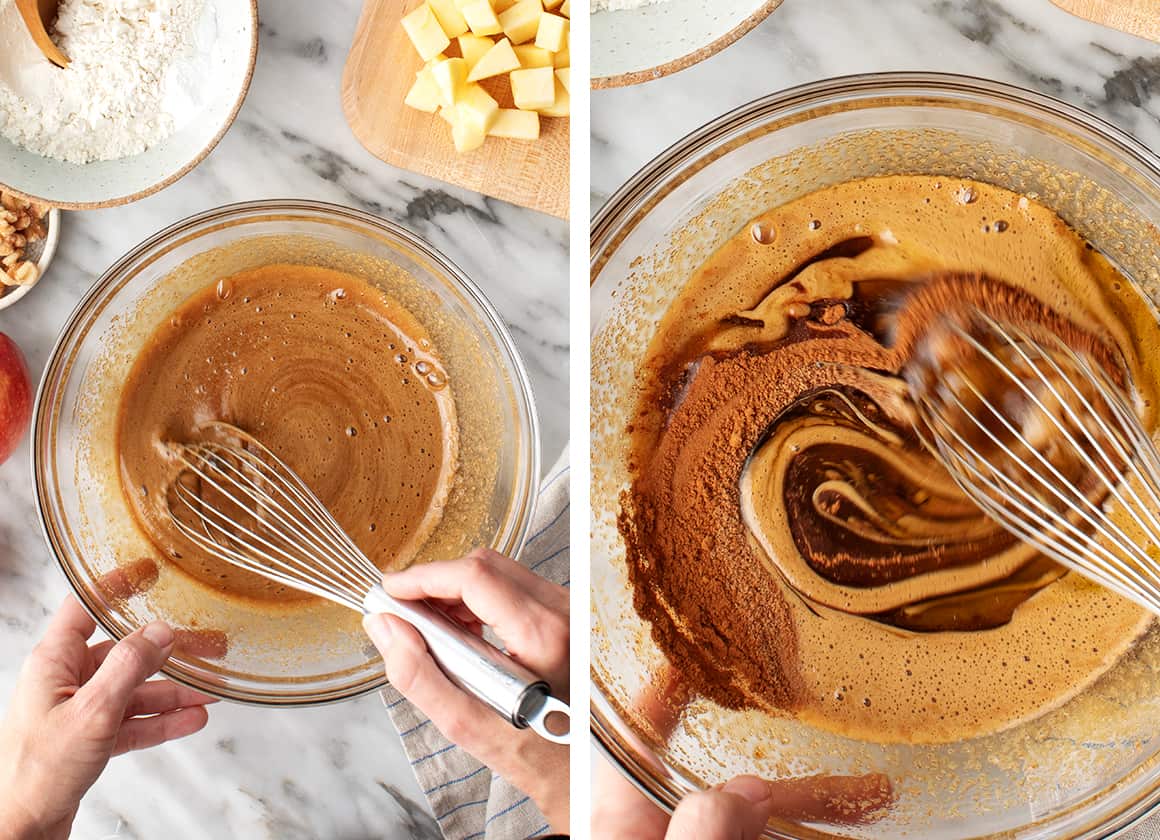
[1050,0,1159,41]
[342,0,570,219]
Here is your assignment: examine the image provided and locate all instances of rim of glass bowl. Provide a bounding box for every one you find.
[589,72,1160,838]
[33,199,541,707]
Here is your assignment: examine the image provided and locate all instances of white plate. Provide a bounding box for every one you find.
[592,0,781,88]
[0,0,257,209]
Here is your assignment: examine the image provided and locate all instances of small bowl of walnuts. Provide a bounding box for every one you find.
[0,191,59,311]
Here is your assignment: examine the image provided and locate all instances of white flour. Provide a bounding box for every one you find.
[0,0,208,164]
[592,0,668,11]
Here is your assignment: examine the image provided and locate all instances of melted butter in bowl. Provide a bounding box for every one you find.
[116,264,459,605]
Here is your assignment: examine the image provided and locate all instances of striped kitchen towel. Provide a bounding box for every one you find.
[380,448,570,840]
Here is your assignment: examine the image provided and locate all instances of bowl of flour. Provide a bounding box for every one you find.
[0,0,257,208]
[592,0,781,88]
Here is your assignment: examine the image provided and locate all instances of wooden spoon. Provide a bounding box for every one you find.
[14,0,69,68]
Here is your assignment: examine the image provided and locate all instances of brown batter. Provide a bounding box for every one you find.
[116,264,458,603]
[620,175,1160,743]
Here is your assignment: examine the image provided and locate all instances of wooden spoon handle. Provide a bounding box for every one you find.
[13,0,69,68]
[1050,0,1159,42]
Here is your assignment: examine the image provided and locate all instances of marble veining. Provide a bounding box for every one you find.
[592,0,1160,208]
[0,0,566,837]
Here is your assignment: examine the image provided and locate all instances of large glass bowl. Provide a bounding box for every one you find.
[591,73,1160,838]
[35,200,539,706]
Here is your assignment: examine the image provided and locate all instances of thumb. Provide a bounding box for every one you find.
[75,621,175,727]
[666,776,775,840]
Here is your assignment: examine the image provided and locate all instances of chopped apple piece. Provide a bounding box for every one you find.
[537,77,569,117]
[460,0,502,35]
[498,0,541,44]
[457,33,493,68]
[553,34,568,66]
[560,0,569,15]
[513,44,552,68]
[431,57,469,105]
[489,108,539,139]
[554,67,570,94]
[510,66,555,110]
[451,116,487,152]
[427,0,469,38]
[455,83,500,131]
[402,4,451,62]
[534,12,567,53]
[543,0,563,8]
[466,37,520,81]
[492,0,517,12]
[404,66,443,112]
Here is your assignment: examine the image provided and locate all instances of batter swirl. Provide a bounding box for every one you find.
[620,176,1160,742]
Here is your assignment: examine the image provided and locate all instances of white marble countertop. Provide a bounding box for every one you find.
[0,0,567,837]
[592,0,1160,207]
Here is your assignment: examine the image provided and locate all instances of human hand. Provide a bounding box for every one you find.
[591,663,894,838]
[363,548,570,832]
[0,597,215,840]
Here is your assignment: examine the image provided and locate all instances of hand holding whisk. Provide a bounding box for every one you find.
[907,308,1160,615]
[165,423,570,744]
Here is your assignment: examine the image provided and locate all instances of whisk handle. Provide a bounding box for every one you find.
[364,583,570,745]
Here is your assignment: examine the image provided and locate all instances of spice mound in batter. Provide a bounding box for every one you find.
[619,175,1160,743]
[117,264,458,604]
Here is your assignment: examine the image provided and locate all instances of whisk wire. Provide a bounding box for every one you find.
[914,310,1160,616]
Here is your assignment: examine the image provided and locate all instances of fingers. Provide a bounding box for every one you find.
[112,706,209,756]
[38,597,96,656]
[73,621,175,728]
[667,777,776,840]
[124,680,218,718]
[363,613,508,759]
[380,550,569,681]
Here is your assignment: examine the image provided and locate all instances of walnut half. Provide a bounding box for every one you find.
[0,191,50,293]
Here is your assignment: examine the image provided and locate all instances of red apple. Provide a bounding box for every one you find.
[0,333,32,465]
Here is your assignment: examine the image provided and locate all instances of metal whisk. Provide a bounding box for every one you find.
[166,423,570,744]
[908,309,1160,615]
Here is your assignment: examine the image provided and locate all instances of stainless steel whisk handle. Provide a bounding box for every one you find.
[364,583,570,745]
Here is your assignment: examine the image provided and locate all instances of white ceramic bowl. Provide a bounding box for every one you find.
[0,0,257,209]
[592,0,781,88]
[0,206,60,311]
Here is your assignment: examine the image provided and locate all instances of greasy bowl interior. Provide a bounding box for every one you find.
[36,201,539,705]
[591,74,1160,838]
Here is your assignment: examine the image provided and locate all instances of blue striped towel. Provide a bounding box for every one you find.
[380,449,570,840]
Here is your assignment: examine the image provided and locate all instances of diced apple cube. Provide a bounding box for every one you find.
[535,12,567,52]
[431,57,468,105]
[560,0,569,16]
[457,33,493,68]
[553,34,569,66]
[489,108,539,139]
[467,37,520,81]
[427,0,468,38]
[493,0,517,11]
[498,0,541,44]
[402,4,451,62]
[554,67,570,93]
[437,105,456,125]
[537,77,569,117]
[452,116,487,152]
[404,66,442,112]
[543,0,563,8]
[456,83,500,131]
[513,44,552,67]
[510,66,555,110]
[461,0,502,35]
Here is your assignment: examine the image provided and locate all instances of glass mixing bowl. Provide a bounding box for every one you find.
[591,73,1160,838]
[35,199,539,706]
